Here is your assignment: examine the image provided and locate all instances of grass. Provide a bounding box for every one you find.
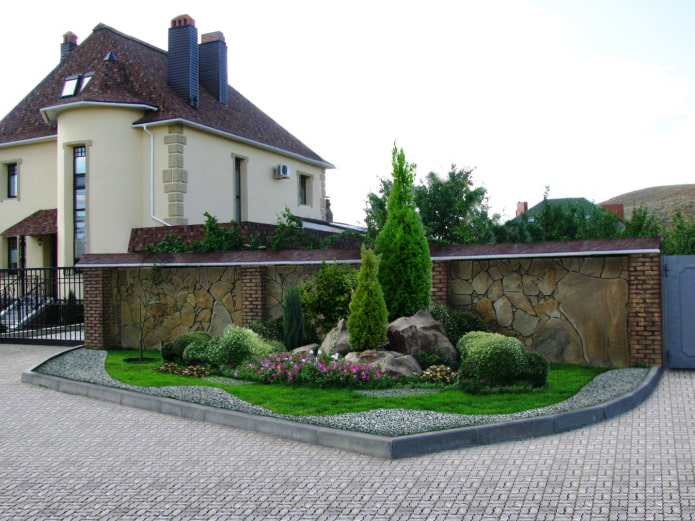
[104,349,607,417]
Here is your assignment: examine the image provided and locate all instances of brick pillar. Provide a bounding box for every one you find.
[241,265,266,325]
[431,260,449,306]
[83,267,118,349]
[627,253,663,365]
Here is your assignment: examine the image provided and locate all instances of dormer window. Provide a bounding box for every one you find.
[60,72,95,97]
[61,74,80,97]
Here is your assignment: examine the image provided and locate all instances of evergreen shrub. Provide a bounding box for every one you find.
[347,247,389,351]
[457,332,527,386]
[301,261,358,334]
[161,331,212,364]
[283,286,305,350]
[428,304,487,344]
[182,340,211,366]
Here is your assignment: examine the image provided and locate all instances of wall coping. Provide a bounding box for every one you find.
[77,237,661,268]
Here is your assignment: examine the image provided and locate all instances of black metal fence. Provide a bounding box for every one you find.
[0,267,83,345]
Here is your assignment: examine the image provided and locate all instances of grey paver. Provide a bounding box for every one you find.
[2,344,695,520]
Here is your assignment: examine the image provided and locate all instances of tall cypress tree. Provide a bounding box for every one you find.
[347,246,388,351]
[375,145,432,320]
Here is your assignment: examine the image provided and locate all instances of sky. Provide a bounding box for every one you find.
[2,0,694,225]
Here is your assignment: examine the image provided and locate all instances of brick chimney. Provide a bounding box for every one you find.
[601,203,624,220]
[516,201,528,217]
[199,31,228,105]
[61,32,78,61]
[168,15,199,108]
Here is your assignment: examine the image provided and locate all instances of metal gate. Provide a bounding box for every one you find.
[663,255,695,368]
[0,267,83,345]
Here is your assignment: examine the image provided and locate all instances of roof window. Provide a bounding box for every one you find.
[60,72,95,98]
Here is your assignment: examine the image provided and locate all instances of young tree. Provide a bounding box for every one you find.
[375,145,432,320]
[347,247,389,351]
[663,209,695,255]
[621,205,661,238]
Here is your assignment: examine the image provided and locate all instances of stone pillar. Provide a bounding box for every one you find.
[241,265,266,325]
[163,124,188,225]
[431,260,449,306]
[83,267,118,349]
[627,252,663,365]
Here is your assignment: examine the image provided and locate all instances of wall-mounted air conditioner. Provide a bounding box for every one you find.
[274,164,291,179]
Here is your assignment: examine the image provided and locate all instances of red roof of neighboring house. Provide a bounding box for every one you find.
[0,23,331,167]
[1,209,57,237]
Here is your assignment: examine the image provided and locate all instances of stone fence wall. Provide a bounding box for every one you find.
[80,237,662,367]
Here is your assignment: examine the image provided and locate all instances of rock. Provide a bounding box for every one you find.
[344,350,422,378]
[387,310,458,364]
[320,318,352,356]
[291,344,319,356]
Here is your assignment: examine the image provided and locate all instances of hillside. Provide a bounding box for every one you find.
[601,184,695,227]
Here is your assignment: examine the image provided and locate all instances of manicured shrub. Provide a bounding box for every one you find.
[161,331,212,364]
[520,351,550,388]
[300,261,358,334]
[247,317,284,343]
[182,340,210,366]
[428,304,487,344]
[415,347,455,369]
[283,286,305,350]
[347,247,389,351]
[457,332,527,386]
[375,145,432,320]
[207,325,274,369]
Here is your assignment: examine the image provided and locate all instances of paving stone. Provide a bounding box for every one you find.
[3,345,695,520]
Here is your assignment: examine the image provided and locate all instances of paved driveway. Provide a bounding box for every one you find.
[1,344,694,521]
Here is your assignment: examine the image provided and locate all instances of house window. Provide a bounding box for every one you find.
[7,163,18,198]
[7,237,17,271]
[73,146,87,262]
[234,157,243,222]
[299,174,312,206]
[61,75,81,97]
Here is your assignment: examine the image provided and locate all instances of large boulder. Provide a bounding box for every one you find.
[387,310,459,364]
[320,318,352,356]
[344,350,422,379]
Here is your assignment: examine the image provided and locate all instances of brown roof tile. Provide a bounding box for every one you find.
[1,209,57,237]
[0,24,331,166]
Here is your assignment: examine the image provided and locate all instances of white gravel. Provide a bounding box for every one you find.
[35,348,650,437]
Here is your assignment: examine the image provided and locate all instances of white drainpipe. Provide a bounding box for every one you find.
[143,125,171,227]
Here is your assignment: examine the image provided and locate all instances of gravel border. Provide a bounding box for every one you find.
[35,348,650,437]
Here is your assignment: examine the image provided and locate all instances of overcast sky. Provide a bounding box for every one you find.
[3,0,694,225]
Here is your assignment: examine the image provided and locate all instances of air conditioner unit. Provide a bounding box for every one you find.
[274,164,291,179]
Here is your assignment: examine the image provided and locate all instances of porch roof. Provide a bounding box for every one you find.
[1,209,57,237]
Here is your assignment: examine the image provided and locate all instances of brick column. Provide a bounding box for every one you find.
[241,265,266,325]
[83,267,118,349]
[431,260,449,306]
[627,252,663,365]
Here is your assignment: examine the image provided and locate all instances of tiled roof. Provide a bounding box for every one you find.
[78,237,661,267]
[0,24,331,167]
[1,209,57,237]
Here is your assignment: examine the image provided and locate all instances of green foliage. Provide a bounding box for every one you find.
[189,212,246,252]
[300,261,358,334]
[347,247,389,351]
[428,304,487,344]
[375,145,432,320]
[63,290,80,325]
[207,325,271,368]
[283,286,306,349]
[415,347,455,370]
[662,209,695,255]
[457,332,528,386]
[363,178,392,246]
[521,351,550,388]
[270,208,320,250]
[413,166,490,244]
[162,331,212,364]
[146,232,187,253]
[621,205,661,238]
[182,340,211,366]
[247,317,284,343]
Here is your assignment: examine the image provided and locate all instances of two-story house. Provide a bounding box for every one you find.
[0,14,333,269]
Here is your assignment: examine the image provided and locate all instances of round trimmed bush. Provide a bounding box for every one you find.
[429,304,487,344]
[458,332,527,386]
[182,340,211,366]
[207,325,274,369]
[161,331,212,364]
[521,351,550,388]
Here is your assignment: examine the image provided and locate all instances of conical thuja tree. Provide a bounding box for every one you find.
[283,286,305,349]
[375,144,432,320]
[347,246,389,351]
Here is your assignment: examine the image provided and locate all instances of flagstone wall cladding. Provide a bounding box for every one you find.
[448,256,631,367]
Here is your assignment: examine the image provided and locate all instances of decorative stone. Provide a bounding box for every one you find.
[471,270,492,294]
[344,350,422,378]
[493,297,513,328]
[292,344,319,356]
[209,300,232,337]
[580,258,604,277]
[387,310,458,363]
[320,319,352,356]
[513,309,540,337]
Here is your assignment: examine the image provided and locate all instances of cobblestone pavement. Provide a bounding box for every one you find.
[2,344,695,521]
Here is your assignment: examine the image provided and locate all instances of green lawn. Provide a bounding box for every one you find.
[105,349,607,416]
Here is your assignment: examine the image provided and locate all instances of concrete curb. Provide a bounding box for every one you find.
[21,363,661,459]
